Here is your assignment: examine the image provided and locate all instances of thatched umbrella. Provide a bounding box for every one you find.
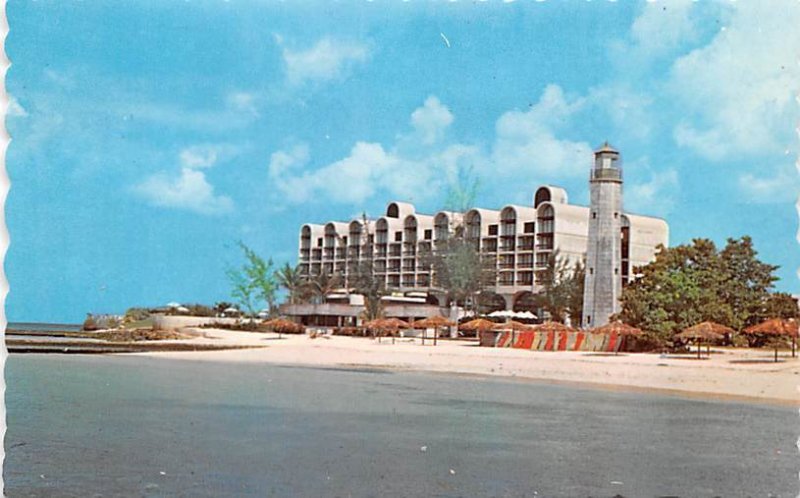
[459,318,497,333]
[677,321,731,359]
[364,318,410,344]
[491,320,532,331]
[531,321,578,334]
[743,318,799,362]
[590,321,642,354]
[413,316,456,346]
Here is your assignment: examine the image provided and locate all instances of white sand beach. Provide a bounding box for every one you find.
[135,328,800,405]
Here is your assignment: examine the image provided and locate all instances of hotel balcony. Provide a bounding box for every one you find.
[499,241,515,252]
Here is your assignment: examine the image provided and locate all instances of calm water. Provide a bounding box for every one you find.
[4,355,798,497]
[6,323,83,333]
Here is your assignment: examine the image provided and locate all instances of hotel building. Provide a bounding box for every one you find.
[287,144,668,327]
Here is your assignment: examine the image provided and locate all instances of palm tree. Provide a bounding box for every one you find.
[276,263,306,305]
[307,270,342,304]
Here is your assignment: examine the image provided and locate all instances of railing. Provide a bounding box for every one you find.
[591,168,622,182]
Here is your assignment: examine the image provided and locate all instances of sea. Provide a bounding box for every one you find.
[3,354,798,497]
[6,322,83,333]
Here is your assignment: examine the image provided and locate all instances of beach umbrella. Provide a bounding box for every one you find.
[491,320,531,331]
[224,307,240,314]
[381,317,412,329]
[166,302,181,309]
[590,320,642,336]
[413,316,456,328]
[530,321,577,334]
[677,321,731,359]
[176,306,190,314]
[515,311,537,320]
[459,318,497,332]
[363,318,410,344]
[743,318,799,362]
[413,316,456,346]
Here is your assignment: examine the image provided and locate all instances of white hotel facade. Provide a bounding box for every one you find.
[290,144,669,327]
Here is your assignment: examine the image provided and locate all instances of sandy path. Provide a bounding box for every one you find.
[133,329,800,405]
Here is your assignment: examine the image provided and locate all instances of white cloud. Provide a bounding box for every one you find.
[668,2,800,160]
[134,167,233,215]
[178,143,240,169]
[180,146,219,169]
[625,162,680,215]
[410,96,454,145]
[627,0,698,61]
[490,84,592,178]
[268,88,591,207]
[738,166,800,204]
[226,91,259,116]
[282,38,370,85]
[586,85,654,141]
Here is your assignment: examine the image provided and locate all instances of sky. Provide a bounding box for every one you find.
[5,0,800,323]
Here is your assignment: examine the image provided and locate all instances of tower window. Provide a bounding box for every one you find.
[589,268,594,275]
[614,212,619,219]
[614,268,619,275]
[587,316,591,325]
[592,212,597,219]
[488,224,498,236]
[395,231,402,242]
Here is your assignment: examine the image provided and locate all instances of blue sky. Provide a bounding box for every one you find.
[5,1,799,323]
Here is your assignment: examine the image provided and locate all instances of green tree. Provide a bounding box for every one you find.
[307,270,342,304]
[427,236,496,312]
[349,215,386,321]
[276,262,307,305]
[719,236,780,329]
[228,242,279,319]
[763,292,799,320]
[532,250,584,324]
[617,237,783,343]
[424,165,495,312]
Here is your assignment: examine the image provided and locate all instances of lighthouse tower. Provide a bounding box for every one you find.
[581,142,623,328]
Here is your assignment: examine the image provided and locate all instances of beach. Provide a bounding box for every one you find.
[5,354,797,497]
[132,328,800,405]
